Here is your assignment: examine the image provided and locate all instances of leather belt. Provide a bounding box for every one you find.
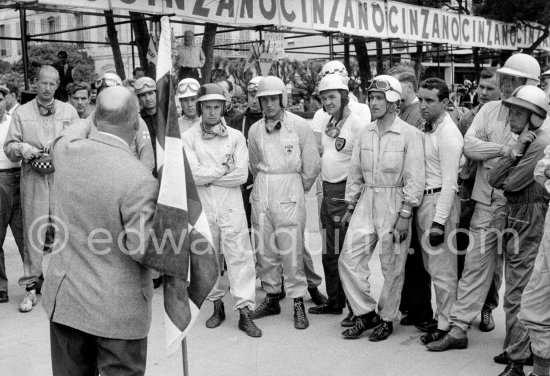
[424,187,442,195]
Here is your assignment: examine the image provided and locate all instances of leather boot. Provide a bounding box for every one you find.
[480,309,495,332]
[205,299,225,328]
[251,294,281,320]
[369,321,393,342]
[293,298,309,329]
[238,307,262,338]
[498,362,525,376]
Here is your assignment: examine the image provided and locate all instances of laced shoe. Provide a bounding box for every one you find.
[342,312,382,339]
[369,321,393,342]
[308,303,343,315]
[251,294,281,320]
[19,290,37,313]
[480,309,495,332]
[421,329,449,345]
[293,298,309,329]
[205,299,225,328]
[238,307,262,338]
[498,362,525,376]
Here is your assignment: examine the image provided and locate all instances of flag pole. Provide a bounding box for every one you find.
[182,338,189,376]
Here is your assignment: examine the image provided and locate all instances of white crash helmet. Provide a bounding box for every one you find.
[367,75,402,103]
[134,77,156,95]
[256,76,287,107]
[176,78,200,99]
[497,53,541,84]
[319,74,349,93]
[321,60,348,78]
[503,85,548,128]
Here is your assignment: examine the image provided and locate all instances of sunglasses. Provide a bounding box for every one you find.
[178,81,200,96]
[95,77,120,89]
[134,80,156,92]
[366,79,401,95]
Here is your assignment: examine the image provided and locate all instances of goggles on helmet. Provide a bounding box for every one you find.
[247,81,259,94]
[134,80,156,92]
[177,81,200,97]
[95,77,120,89]
[366,79,399,94]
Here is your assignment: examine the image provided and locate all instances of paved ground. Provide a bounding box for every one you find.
[0,195,529,376]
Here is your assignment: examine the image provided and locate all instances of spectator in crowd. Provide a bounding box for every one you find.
[487,86,550,376]
[67,82,91,119]
[133,67,145,80]
[541,68,550,105]
[415,78,463,346]
[53,50,73,102]
[249,76,320,330]
[307,74,365,319]
[3,66,79,313]
[71,68,84,84]
[182,83,261,338]
[339,75,424,341]
[134,77,158,172]
[5,82,20,116]
[388,65,435,333]
[217,80,242,124]
[0,85,24,304]
[177,78,201,134]
[44,86,158,376]
[228,76,264,229]
[176,30,205,83]
[456,67,502,334]
[427,53,542,353]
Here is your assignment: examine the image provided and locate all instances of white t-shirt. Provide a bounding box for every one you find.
[320,111,364,183]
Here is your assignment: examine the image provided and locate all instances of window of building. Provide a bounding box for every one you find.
[0,24,11,57]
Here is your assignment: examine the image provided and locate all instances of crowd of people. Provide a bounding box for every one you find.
[1,47,550,376]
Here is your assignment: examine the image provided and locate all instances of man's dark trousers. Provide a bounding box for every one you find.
[50,321,147,376]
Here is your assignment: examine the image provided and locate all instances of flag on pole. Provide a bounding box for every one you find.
[144,16,218,354]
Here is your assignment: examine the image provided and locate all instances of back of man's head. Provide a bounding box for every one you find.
[95,86,139,144]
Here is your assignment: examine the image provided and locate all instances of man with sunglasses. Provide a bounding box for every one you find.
[181,83,261,338]
[339,75,425,341]
[427,53,543,353]
[248,76,320,330]
[94,72,155,175]
[4,66,79,312]
[177,78,201,134]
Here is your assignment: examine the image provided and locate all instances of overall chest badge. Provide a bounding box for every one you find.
[335,137,346,151]
[285,144,294,154]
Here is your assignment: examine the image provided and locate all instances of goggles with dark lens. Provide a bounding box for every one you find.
[134,80,156,92]
[366,79,399,94]
[95,77,120,89]
[178,81,200,96]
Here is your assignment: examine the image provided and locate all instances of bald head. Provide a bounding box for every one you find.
[95,86,140,145]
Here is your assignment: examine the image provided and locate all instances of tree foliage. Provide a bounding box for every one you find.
[12,43,95,83]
